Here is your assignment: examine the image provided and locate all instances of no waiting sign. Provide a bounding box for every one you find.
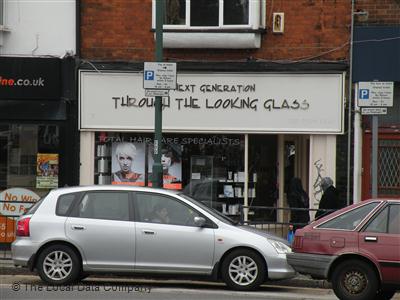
[357,81,394,107]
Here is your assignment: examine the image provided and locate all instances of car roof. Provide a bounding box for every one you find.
[48,185,180,197]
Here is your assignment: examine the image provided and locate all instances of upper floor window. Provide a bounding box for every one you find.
[155,0,265,48]
[165,0,249,27]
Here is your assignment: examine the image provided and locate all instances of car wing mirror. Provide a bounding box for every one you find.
[194,216,206,227]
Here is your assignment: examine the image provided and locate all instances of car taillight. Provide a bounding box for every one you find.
[292,236,303,249]
[16,217,31,237]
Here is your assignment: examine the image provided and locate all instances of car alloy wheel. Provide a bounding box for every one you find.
[332,259,379,300]
[221,249,266,291]
[43,250,73,281]
[37,244,80,285]
[228,255,258,286]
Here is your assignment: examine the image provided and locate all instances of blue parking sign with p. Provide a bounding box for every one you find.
[144,70,154,81]
[359,89,369,100]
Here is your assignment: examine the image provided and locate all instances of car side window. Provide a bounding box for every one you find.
[76,192,130,221]
[388,205,400,234]
[318,202,379,230]
[56,192,81,216]
[364,207,388,233]
[135,193,201,226]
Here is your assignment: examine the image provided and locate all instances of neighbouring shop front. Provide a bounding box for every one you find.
[0,57,78,244]
[353,26,400,200]
[79,67,345,222]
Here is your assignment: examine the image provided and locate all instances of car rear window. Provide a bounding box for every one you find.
[317,202,379,230]
[23,198,44,215]
[56,192,81,216]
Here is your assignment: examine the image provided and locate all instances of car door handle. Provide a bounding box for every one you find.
[71,225,86,230]
[142,230,155,235]
[365,236,377,242]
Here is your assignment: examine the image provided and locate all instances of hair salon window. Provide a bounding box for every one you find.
[165,0,249,27]
[95,133,245,212]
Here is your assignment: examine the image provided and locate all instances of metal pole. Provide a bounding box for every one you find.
[371,116,378,198]
[346,0,355,206]
[152,0,164,188]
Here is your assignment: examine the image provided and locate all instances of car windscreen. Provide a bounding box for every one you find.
[179,193,237,225]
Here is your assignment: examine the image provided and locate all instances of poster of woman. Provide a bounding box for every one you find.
[111,142,145,186]
[148,144,182,190]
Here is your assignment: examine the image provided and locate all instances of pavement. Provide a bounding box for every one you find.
[0,258,331,289]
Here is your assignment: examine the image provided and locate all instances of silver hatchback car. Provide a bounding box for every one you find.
[12,185,295,290]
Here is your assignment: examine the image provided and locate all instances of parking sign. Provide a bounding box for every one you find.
[143,62,177,90]
[357,82,394,107]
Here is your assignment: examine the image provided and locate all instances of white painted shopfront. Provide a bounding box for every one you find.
[79,71,345,221]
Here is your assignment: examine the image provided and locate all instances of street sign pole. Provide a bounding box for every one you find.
[153,0,164,188]
[372,116,378,198]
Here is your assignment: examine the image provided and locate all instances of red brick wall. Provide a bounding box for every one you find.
[355,0,400,25]
[81,0,352,62]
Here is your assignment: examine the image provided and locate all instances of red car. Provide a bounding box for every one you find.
[287,199,399,300]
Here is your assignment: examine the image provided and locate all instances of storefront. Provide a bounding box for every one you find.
[353,26,400,200]
[0,57,79,242]
[79,67,345,221]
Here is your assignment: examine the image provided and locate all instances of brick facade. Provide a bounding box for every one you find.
[355,0,400,25]
[81,0,351,62]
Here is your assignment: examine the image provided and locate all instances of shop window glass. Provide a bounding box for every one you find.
[94,133,245,217]
[0,124,60,195]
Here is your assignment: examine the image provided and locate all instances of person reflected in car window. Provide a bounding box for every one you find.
[151,203,170,224]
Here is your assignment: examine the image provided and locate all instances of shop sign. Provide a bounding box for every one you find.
[0,57,61,100]
[80,72,344,134]
[0,188,39,242]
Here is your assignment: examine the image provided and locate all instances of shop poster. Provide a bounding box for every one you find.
[147,144,182,190]
[111,142,145,186]
[36,153,59,188]
[0,188,39,243]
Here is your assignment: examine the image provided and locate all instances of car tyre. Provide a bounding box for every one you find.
[37,244,81,285]
[332,259,379,300]
[221,249,266,291]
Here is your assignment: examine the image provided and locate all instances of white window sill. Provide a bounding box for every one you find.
[0,25,11,32]
[162,32,262,49]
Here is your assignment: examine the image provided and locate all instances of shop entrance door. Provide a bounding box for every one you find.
[362,132,400,199]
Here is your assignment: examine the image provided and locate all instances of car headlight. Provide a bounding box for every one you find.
[268,240,292,254]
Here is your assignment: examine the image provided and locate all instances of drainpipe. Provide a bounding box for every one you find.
[76,0,80,57]
[346,0,355,206]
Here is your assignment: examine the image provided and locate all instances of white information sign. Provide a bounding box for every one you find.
[361,108,388,115]
[80,72,344,134]
[145,89,169,97]
[357,81,394,107]
[143,62,177,90]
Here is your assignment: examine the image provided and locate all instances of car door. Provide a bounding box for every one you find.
[133,192,215,274]
[65,191,135,270]
[359,203,400,284]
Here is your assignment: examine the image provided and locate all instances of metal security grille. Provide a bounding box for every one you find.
[379,139,400,196]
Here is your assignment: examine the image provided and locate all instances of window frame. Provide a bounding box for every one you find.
[70,190,134,222]
[154,0,264,31]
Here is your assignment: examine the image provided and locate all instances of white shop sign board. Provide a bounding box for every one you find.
[79,72,344,134]
[357,81,394,107]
